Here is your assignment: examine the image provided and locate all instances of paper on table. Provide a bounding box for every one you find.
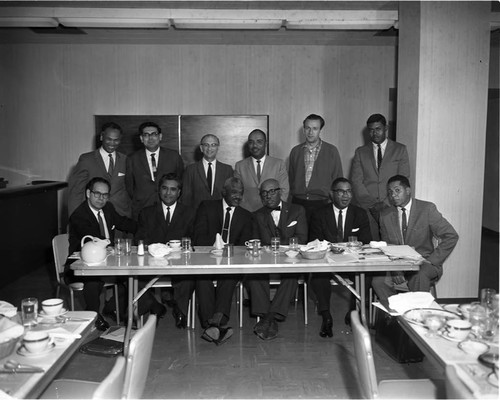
[213,233,225,250]
[388,291,435,314]
[380,245,424,261]
[0,301,18,318]
[326,253,359,263]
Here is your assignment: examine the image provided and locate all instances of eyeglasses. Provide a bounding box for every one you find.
[333,189,352,196]
[201,143,219,148]
[142,132,160,138]
[91,190,110,200]
[260,188,281,197]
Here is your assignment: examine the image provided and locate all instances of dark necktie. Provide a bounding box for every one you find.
[166,206,171,226]
[151,153,157,178]
[256,160,261,182]
[222,206,231,242]
[97,211,106,238]
[207,162,213,195]
[401,207,407,243]
[108,154,114,176]
[377,144,383,171]
[337,209,343,242]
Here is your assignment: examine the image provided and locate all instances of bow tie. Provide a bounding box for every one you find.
[271,206,281,211]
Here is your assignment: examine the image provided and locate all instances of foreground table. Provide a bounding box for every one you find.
[399,312,499,399]
[72,246,420,355]
[0,311,96,399]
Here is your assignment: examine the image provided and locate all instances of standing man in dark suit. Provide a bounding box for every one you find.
[249,178,308,340]
[289,114,343,222]
[371,175,459,309]
[181,134,233,211]
[309,177,371,338]
[68,122,131,218]
[136,173,196,329]
[351,114,410,239]
[126,122,184,219]
[66,177,137,330]
[235,129,289,212]
[193,177,253,345]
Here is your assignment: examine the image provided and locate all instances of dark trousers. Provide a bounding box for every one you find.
[172,277,196,315]
[247,275,298,320]
[196,275,240,327]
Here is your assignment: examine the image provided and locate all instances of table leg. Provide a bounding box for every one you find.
[354,273,368,326]
[123,276,135,357]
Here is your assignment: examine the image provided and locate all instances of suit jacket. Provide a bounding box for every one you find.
[351,139,410,209]
[67,149,131,217]
[136,202,195,245]
[252,202,308,245]
[125,147,184,219]
[379,199,459,267]
[309,203,371,244]
[67,201,137,257]
[193,199,253,246]
[181,160,234,210]
[234,156,289,212]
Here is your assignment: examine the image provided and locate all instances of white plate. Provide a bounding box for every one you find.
[39,308,68,318]
[442,304,460,315]
[17,342,55,357]
[403,308,462,327]
[440,330,469,342]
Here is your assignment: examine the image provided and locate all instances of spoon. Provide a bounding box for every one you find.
[4,360,44,372]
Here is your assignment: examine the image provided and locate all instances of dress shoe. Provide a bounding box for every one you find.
[319,317,333,338]
[344,310,352,326]
[254,319,271,340]
[265,320,279,340]
[95,313,110,332]
[214,327,233,346]
[172,306,187,329]
[201,326,220,342]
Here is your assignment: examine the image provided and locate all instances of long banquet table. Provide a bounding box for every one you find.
[72,246,421,355]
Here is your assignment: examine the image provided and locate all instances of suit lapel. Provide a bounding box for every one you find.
[389,209,403,244]
[246,158,259,186]
[405,200,419,243]
[364,145,378,174]
[278,203,289,234]
[325,206,338,241]
[381,140,395,171]
[344,207,355,241]
[139,150,153,182]
[94,150,109,177]
[196,161,210,193]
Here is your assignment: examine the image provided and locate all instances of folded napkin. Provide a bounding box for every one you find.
[148,243,172,258]
[300,239,329,252]
[388,291,435,314]
[369,241,387,248]
[0,301,17,318]
[213,233,226,250]
[0,317,24,342]
[381,245,424,261]
[47,327,81,340]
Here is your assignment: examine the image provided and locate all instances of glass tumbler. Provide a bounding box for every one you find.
[21,297,38,327]
[271,237,280,254]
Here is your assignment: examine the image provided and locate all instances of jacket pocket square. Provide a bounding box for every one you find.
[118,172,125,177]
[287,221,297,228]
[111,225,116,231]
[352,228,359,232]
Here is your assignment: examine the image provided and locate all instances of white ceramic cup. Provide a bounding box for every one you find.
[168,240,181,249]
[23,331,52,353]
[244,239,261,248]
[446,319,472,340]
[41,298,64,315]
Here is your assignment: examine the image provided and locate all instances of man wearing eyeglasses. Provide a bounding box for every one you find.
[249,178,308,340]
[66,177,137,330]
[181,134,233,211]
[309,177,371,338]
[68,122,131,218]
[126,122,184,219]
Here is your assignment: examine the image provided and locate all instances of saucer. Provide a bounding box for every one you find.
[39,308,68,318]
[210,249,223,256]
[17,342,55,357]
[168,247,182,252]
[487,372,499,388]
[440,330,468,342]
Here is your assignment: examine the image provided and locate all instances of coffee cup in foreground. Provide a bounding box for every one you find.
[168,240,181,249]
[23,331,52,353]
[245,239,261,248]
[446,319,472,340]
[41,298,64,316]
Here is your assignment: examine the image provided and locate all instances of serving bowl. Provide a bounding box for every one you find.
[300,249,327,260]
[0,336,20,359]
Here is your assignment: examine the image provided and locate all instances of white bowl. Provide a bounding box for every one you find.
[285,250,299,258]
[41,298,64,315]
[458,339,490,357]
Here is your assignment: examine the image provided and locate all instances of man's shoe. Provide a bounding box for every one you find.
[253,319,271,340]
[172,306,187,329]
[201,326,220,342]
[265,320,279,340]
[95,313,110,332]
[344,310,352,326]
[214,327,233,345]
[319,317,333,338]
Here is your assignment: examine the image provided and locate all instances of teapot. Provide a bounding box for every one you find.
[80,235,110,263]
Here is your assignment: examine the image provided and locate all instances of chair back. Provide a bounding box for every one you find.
[122,314,157,399]
[52,233,69,283]
[351,310,378,399]
[92,356,126,399]
[445,365,471,399]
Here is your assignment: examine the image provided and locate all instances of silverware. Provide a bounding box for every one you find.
[3,360,44,373]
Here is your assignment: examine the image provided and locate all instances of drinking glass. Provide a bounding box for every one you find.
[115,238,124,255]
[124,238,132,255]
[424,314,444,338]
[21,297,38,327]
[481,288,497,311]
[270,237,280,254]
[469,303,487,337]
[181,237,192,253]
[289,237,299,251]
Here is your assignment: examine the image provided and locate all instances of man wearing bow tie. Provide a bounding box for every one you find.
[309,177,371,338]
[249,178,308,340]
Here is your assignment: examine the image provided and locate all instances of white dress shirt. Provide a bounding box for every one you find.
[145,149,160,181]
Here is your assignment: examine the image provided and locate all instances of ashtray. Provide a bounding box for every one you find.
[330,245,345,254]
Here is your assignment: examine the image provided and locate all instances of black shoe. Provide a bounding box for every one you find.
[95,313,110,332]
[214,327,233,345]
[172,306,187,329]
[151,303,167,319]
[319,317,333,338]
[201,326,220,342]
[344,311,352,326]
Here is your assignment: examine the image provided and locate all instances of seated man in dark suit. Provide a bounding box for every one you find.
[193,177,253,344]
[249,178,308,340]
[66,177,137,330]
[371,175,459,309]
[136,173,196,329]
[309,177,371,338]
